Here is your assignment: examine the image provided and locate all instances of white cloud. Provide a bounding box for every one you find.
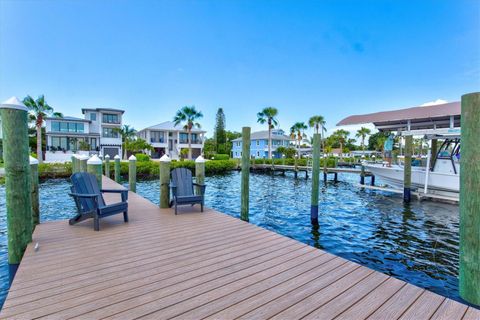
[420,99,448,106]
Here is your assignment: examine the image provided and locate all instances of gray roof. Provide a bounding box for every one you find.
[232,130,292,142]
[139,121,206,133]
[82,107,125,114]
[46,116,90,122]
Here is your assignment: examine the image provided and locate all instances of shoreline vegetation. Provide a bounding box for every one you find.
[0,156,344,185]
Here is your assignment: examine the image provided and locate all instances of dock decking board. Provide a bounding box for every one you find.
[0,177,477,319]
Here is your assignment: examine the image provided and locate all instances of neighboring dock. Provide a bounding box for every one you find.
[0,176,477,319]
[251,163,373,179]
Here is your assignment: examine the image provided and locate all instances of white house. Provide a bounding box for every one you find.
[137,121,206,160]
[45,107,124,161]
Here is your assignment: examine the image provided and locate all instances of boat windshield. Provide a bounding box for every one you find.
[437,138,460,160]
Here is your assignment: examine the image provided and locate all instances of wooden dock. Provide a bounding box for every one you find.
[251,163,373,178]
[0,177,477,319]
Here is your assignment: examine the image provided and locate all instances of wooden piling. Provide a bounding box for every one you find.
[360,164,365,185]
[459,92,480,306]
[71,155,79,173]
[114,154,121,183]
[159,154,171,208]
[195,155,205,195]
[430,138,438,170]
[87,155,103,189]
[241,127,251,222]
[30,156,40,226]
[104,154,110,178]
[403,135,412,202]
[0,97,33,282]
[310,133,321,225]
[129,155,136,192]
[78,155,88,172]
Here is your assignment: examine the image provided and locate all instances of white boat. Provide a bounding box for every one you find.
[365,138,460,198]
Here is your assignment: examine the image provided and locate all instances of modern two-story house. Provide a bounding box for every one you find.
[45,108,124,161]
[231,129,292,159]
[137,121,206,160]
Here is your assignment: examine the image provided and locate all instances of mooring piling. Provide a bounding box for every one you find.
[310,133,321,225]
[129,155,136,192]
[430,138,438,170]
[360,164,365,185]
[195,155,205,195]
[78,155,88,172]
[459,91,480,306]
[30,156,40,226]
[71,155,79,173]
[241,127,251,222]
[114,154,121,182]
[87,154,103,189]
[403,135,413,202]
[0,97,33,283]
[159,154,171,208]
[104,154,110,178]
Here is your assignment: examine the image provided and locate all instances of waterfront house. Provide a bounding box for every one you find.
[231,129,292,159]
[137,121,206,159]
[45,107,124,161]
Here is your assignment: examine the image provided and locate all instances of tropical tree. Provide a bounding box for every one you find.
[356,127,371,154]
[308,115,327,153]
[23,95,63,163]
[331,129,350,159]
[126,137,154,154]
[290,122,308,162]
[173,106,203,160]
[214,108,227,154]
[113,125,137,159]
[257,107,279,159]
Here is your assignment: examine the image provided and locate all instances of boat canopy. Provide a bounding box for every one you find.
[337,101,460,135]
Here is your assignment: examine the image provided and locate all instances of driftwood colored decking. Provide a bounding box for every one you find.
[0,177,478,319]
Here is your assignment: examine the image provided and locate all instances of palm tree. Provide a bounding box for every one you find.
[290,122,308,164]
[173,106,203,160]
[113,125,137,159]
[308,115,327,153]
[257,107,279,159]
[355,127,371,154]
[23,95,63,163]
[332,129,349,160]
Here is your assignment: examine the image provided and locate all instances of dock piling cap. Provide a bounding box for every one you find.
[0,96,28,111]
[129,155,137,161]
[114,154,121,160]
[29,156,39,165]
[87,154,102,165]
[160,154,171,162]
[195,155,206,163]
[78,155,89,160]
[105,154,110,159]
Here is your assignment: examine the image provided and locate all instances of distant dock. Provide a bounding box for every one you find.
[0,176,476,319]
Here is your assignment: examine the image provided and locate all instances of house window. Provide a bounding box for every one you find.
[150,131,165,143]
[60,122,68,132]
[103,127,119,138]
[51,121,84,133]
[102,113,120,124]
[90,113,97,121]
[179,133,188,143]
[256,140,260,146]
[257,151,260,157]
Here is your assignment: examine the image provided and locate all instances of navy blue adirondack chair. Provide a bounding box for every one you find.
[69,172,129,231]
[170,168,206,214]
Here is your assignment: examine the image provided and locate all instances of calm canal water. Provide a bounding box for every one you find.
[0,172,461,307]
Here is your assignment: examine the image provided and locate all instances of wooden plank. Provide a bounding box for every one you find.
[397,290,446,319]
[463,307,480,320]
[430,298,469,320]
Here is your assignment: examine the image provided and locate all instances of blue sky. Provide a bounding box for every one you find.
[1,0,479,138]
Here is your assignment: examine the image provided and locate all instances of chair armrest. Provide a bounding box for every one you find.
[101,189,128,202]
[69,193,100,198]
[193,183,206,195]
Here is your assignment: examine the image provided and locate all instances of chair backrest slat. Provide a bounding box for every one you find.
[171,168,194,197]
[71,172,106,211]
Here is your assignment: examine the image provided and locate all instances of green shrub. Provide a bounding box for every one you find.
[38,162,72,179]
[135,153,150,162]
[210,154,229,160]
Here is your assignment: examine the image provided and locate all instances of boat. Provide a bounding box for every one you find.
[365,138,460,198]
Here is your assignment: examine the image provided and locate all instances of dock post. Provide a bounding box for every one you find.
[71,155,78,173]
[104,154,110,178]
[459,92,480,306]
[403,135,412,202]
[371,175,375,186]
[310,133,321,225]
[334,172,338,182]
[78,155,88,172]
[30,156,40,226]
[114,154,121,182]
[128,155,136,192]
[195,155,205,195]
[87,154,103,189]
[241,127,251,222]
[159,154,171,208]
[0,97,33,283]
[430,139,437,170]
[360,164,365,185]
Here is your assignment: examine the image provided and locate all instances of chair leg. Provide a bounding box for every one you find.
[201,202,204,212]
[123,210,129,223]
[94,216,100,231]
